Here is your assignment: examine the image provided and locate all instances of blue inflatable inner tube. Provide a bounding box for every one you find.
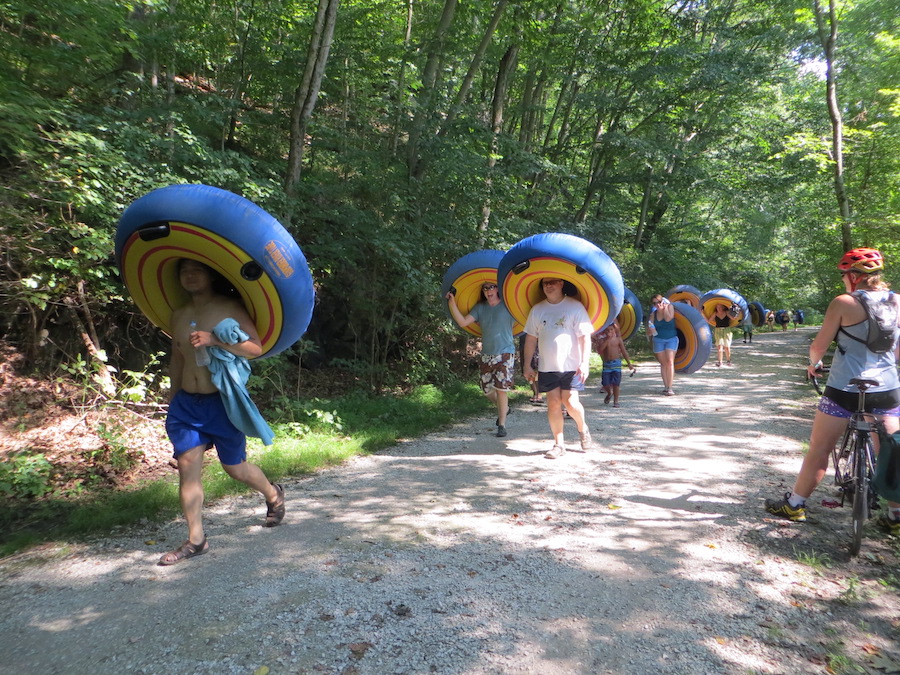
[116,184,315,358]
[498,233,624,334]
[441,250,524,337]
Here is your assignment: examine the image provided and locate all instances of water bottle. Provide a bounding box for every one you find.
[189,321,211,366]
[647,320,657,337]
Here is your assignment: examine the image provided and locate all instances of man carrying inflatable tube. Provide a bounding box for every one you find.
[159,259,285,566]
[522,278,595,459]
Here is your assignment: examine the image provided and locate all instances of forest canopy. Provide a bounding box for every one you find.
[1,0,898,391]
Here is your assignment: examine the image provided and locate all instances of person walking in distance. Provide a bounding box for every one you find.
[523,278,595,459]
[742,311,754,344]
[708,303,734,367]
[160,259,284,565]
[598,321,636,407]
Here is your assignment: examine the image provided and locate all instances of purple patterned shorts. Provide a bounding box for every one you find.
[817,396,900,419]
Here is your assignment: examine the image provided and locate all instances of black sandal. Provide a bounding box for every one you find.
[264,483,286,527]
[158,538,209,566]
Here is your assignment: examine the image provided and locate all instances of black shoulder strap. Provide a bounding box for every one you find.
[834,293,866,354]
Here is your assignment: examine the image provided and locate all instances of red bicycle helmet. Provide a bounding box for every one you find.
[838,247,884,273]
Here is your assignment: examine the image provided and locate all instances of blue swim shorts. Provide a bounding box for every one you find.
[538,371,584,393]
[166,390,247,466]
[601,369,622,387]
[652,336,679,353]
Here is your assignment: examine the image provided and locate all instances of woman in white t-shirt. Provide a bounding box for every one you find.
[522,278,595,459]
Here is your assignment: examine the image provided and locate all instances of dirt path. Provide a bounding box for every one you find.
[1,328,899,675]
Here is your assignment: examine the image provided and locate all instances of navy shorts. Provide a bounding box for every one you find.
[537,371,584,393]
[601,369,622,387]
[166,390,247,466]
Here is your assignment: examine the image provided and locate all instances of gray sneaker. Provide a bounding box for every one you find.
[496,425,507,438]
[580,429,594,451]
[544,444,566,459]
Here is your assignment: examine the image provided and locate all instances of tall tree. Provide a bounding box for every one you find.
[285,0,340,199]
[813,0,853,251]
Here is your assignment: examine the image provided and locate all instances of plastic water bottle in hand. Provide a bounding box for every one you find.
[190,321,211,367]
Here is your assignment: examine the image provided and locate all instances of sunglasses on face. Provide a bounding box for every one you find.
[542,279,562,286]
[482,284,498,290]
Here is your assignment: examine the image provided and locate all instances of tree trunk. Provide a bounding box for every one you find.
[480,43,519,238]
[390,0,415,155]
[407,0,458,179]
[633,166,654,249]
[813,0,853,251]
[64,297,116,398]
[284,0,340,200]
[439,0,508,136]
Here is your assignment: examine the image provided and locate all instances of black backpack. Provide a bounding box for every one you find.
[837,291,899,354]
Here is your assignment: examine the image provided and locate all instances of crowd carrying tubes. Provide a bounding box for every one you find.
[441,249,524,337]
[116,184,315,358]
[497,233,624,334]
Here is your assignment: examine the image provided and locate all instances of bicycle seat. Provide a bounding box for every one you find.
[849,377,881,390]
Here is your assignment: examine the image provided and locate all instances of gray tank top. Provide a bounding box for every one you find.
[829,296,900,393]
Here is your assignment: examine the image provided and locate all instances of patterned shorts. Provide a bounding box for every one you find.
[817,395,900,419]
[479,353,515,393]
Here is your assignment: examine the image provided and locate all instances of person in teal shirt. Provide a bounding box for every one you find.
[648,294,678,395]
[447,281,516,437]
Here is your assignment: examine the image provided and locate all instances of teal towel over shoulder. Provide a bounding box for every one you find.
[207,318,275,446]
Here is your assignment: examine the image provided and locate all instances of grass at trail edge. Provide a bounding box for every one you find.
[0,381,509,557]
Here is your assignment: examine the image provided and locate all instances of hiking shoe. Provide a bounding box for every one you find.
[580,429,594,451]
[764,493,806,522]
[544,444,566,459]
[264,483,286,527]
[496,425,507,438]
[880,514,900,534]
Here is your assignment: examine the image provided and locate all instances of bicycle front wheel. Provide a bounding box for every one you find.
[849,436,872,556]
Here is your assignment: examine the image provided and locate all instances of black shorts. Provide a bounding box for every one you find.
[823,386,900,413]
[537,371,584,393]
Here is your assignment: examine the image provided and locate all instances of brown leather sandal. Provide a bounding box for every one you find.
[158,538,209,566]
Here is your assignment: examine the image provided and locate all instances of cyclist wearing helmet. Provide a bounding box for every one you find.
[765,247,900,532]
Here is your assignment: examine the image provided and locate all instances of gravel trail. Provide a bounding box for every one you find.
[2,328,899,675]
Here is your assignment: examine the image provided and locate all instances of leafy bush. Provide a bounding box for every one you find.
[0,453,53,499]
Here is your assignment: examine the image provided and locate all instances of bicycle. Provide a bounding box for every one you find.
[816,376,883,556]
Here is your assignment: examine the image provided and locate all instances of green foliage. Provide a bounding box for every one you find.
[0,453,53,499]
[2,0,899,388]
[117,351,167,402]
[793,546,833,570]
[90,421,141,474]
[0,376,499,552]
